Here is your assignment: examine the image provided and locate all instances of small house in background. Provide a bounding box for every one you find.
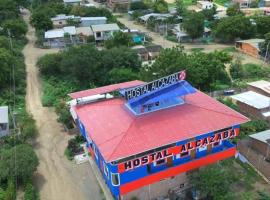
[247,80,270,97]
[197,1,214,9]
[131,45,162,61]
[44,26,92,48]
[80,17,107,27]
[63,0,82,5]
[249,130,270,161]
[91,23,120,42]
[131,45,149,61]
[232,0,252,8]
[231,91,270,122]
[235,39,265,58]
[0,106,9,138]
[51,14,80,28]
[145,45,162,60]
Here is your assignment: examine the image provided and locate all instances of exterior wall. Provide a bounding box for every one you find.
[94,30,117,41]
[107,0,129,9]
[247,85,270,98]
[236,43,259,58]
[123,172,188,200]
[236,101,264,119]
[250,138,269,158]
[77,117,240,200]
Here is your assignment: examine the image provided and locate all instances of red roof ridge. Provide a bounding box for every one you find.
[107,118,139,161]
[186,100,249,121]
[97,131,126,147]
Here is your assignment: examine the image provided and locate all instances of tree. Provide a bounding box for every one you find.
[153,0,168,13]
[2,19,27,38]
[0,144,39,183]
[0,0,19,20]
[37,53,62,76]
[201,6,217,21]
[0,188,5,200]
[141,46,231,91]
[182,12,204,40]
[230,57,244,79]
[30,11,53,30]
[24,182,39,200]
[107,68,139,84]
[226,3,243,16]
[0,48,14,88]
[130,1,148,10]
[60,45,101,86]
[0,36,10,50]
[4,179,16,200]
[176,0,187,16]
[255,16,270,38]
[258,192,270,200]
[189,160,238,200]
[213,15,255,42]
[105,31,134,49]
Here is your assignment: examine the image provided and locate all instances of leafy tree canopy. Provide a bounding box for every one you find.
[182,11,204,40]
[226,3,243,16]
[142,46,231,91]
[213,15,255,42]
[0,144,39,183]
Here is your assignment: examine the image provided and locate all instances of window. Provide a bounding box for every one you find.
[93,145,98,160]
[103,162,109,177]
[180,151,189,157]
[0,123,7,131]
[96,32,101,37]
[111,173,120,186]
[153,159,166,167]
[213,141,221,147]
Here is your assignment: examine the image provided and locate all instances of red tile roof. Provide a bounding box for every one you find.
[75,90,249,162]
[69,80,145,99]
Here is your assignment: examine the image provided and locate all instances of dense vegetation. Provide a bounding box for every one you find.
[141,46,231,91]
[0,0,39,199]
[189,158,270,200]
[37,44,141,126]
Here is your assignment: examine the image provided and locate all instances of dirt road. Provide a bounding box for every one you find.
[22,9,102,200]
[116,14,231,52]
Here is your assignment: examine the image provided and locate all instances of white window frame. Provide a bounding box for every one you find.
[111,173,120,186]
[103,162,109,178]
[93,145,98,160]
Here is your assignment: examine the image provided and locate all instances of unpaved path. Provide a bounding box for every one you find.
[115,14,231,52]
[22,9,102,200]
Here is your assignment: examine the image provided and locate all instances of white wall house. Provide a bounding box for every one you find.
[91,23,120,41]
[51,14,80,28]
[44,26,93,48]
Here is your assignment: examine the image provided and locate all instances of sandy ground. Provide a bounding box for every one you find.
[22,9,102,200]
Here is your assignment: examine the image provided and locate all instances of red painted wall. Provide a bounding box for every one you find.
[120,147,236,195]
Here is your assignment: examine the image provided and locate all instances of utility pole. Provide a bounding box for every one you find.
[264,42,270,64]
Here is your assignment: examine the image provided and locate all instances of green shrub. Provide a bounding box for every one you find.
[24,182,39,200]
